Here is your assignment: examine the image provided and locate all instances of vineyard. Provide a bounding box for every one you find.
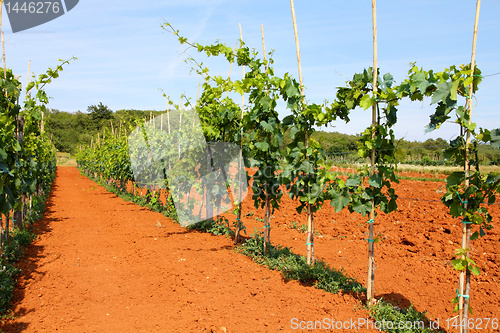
[0,56,76,312]
[1,0,500,332]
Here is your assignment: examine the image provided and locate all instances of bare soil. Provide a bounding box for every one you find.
[2,166,499,332]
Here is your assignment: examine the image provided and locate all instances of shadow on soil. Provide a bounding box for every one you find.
[0,184,63,333]
[377,292,449,332]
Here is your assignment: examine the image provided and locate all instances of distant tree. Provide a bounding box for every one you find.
[88,102,113,122]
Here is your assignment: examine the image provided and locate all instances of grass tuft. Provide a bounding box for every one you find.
[237,230,365,294]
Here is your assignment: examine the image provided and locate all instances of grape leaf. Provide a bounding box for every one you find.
[431,82,453,104]
[359,94,373,110]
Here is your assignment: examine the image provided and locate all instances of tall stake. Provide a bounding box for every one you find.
[261,23,271,252]
[196,80,201,105]
[366,0,378,306]
[261,24,268,75]
[290,0,313,265]
[239,24,245,111]
[460,2,480,331]
[26,60,31,94]
[227,43,238,98]
[2,32,6,100]
[166,97,171,134]
[234,24,245,244]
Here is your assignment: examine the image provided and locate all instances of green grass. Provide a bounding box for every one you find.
[187,217,235,237]
[331,162,500,177]
[237,230,365,294]
[369,299,441,333]
[56,152,77,166]
[0,186,52,316]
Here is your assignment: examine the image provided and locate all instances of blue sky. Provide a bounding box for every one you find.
[3,0,499,141]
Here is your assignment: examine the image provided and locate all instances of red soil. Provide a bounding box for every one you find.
[2,166,499,332]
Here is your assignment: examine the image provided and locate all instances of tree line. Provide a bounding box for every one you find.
[46,104,500,165]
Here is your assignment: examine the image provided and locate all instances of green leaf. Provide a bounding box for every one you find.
[261,121,273,132]
[446,172,464,186]
[330,190,349,213]
[0,148,6,162]
[490,128,500,149]
[388,198,397,213]
[431,82,453,104]
[463,76,473,88]
[450,79,459,101]
[471,266,480,276]
[359,94,373,110]
[346,176,360,187]
[259,96,272,111]
[290,126,299,140]
[255,141,269,151]
[452,259,466,271]
[386,104,397,125]
[368,174,382,188]
[471,214,483,225]
[470,231,479,241]
[283,115,294,126]
[285,79,300,97]
[351,199,371,216]
[382,73,394,88]
[0,163,13,176]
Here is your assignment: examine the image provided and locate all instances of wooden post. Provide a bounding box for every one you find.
[26,60,31,93]
[290,0,314,265]
[460,2,481,331]
[178,97,182,159]
[234,24,246,244]
[0,1,4,99]
[2,32,6,99]
[227,43,238,98]
[239,24,245,109]
[196,80,201,105]
[261,23,271,252]
[366,0,379,307]
[194,80,201,127]
[166,98,171,134]
[290,0,304,93]
[261,24,268,75]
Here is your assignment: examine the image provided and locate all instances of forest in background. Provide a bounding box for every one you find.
[45,104,500,166]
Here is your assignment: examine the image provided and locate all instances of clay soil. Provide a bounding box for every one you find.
[2,166,499,332]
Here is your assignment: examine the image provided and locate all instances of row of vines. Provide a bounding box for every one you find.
[75,1,499,331]
[1,57,74,244]
[0,45,74,311]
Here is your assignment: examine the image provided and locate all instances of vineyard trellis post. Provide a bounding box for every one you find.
[460,1,480,331]
[260,23,272,252]
[367,0,378,306]
[290,0,314,265]
[234,24,245,244]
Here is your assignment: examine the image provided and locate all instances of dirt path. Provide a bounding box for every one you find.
[1,167,377,332]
